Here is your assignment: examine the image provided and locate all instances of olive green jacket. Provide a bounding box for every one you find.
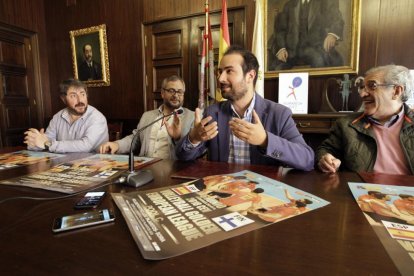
[316,104,414,173]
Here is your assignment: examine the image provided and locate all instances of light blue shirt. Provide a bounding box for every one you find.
[29,105,108,153]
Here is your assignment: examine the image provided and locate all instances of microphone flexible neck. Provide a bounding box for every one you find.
[128,110,179,172]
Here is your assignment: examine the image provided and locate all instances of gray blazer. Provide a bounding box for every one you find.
[116,107,194,160]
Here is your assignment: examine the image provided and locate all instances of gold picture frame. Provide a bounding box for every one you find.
[70,24,110,87]
[265,0,361,78]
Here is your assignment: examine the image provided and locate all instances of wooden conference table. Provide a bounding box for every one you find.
[0,150,401,275]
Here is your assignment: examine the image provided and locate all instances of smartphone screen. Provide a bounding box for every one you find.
[74,191,105,209]
[52,209,115,233]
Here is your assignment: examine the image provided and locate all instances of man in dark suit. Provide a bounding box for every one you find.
[78,43,102,81]
[269,0,344,70]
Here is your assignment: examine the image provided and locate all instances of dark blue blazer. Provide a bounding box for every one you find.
[176,94,315,171]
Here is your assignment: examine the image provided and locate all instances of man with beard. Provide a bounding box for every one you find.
[175,45,314,171]
[317,65,414,174]
[24,79,108,153]
[78,44,102,81]
[99,75,194,160]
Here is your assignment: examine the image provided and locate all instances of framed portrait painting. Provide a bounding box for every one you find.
[265,0,361,78]
[70,24,110,87]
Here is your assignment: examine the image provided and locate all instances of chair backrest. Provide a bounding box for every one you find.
[107,121,123,141]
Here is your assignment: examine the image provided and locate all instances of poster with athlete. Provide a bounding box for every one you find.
[112,170,329,260]
[278,72,309,114]
[0,154,156,193]
[349,182,414,275]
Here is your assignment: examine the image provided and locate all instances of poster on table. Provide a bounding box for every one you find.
[348,182,414,275]
[112,170,330,260]
[0,154,156,193]
[0,150,63,170]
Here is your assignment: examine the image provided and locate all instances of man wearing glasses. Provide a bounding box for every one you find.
[317,65,414,174]
[99,75,194,160]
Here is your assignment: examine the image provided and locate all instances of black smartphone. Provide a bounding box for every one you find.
[74,191,105,209]
[52,209,115,233]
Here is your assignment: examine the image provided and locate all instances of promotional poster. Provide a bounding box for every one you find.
[0,154,155,193]
[278,72,309,114]
[112,170,330,260]
[0,150,63,170]
[348,182,414,275]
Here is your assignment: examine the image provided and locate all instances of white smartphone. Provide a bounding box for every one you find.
[52,209,115,233]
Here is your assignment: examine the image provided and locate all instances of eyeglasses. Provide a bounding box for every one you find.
[358,80,396,94]
[162,88,185,96]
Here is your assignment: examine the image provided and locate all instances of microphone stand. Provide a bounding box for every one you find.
[121,109,181,187]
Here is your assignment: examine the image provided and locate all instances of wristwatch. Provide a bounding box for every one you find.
[44,141,52,150]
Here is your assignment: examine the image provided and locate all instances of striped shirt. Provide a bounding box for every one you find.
[228,95,256,164]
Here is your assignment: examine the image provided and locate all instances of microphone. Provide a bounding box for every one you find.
[120,109,183,187]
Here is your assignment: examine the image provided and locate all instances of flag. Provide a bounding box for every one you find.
[207,17,216,99]
[252,0,265,97]
[218,0,230,62]
[198,30,206,110]
[216,0,230,101]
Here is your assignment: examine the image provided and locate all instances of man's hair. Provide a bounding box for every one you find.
[296,199,312,208]
[161,75,185,91]
[223,45,259,86]
[367,190,388,200]
[365,64,413,102]
[82,43,92,53]
[59,79,87,95]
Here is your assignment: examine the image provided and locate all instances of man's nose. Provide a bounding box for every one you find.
[359,89,369,97]
[218,72,225,82]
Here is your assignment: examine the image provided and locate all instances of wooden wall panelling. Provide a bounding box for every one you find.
[375,0,414,67]
[144,19,189,110]
[44,0,145,121]
[0,25,41,146]
[0,0,50,124]
[358,0,380,73]
[143,0,254,55]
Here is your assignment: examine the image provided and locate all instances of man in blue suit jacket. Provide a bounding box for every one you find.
[176,45,314,171]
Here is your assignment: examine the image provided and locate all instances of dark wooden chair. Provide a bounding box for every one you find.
[107,121,123,141]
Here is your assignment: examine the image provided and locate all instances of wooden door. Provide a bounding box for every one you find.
[143,19,190,110]
[0,24,41,147]
[143,8,245,111]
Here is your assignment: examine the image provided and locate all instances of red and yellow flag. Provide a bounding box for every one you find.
[216,0,230,101]
[218,0,230,62]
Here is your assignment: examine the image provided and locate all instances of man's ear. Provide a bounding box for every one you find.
[394,85,404,100]
[246,69,256,84]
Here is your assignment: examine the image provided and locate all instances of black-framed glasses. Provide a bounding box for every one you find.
[162,88,185,96]
[358,80,396,94]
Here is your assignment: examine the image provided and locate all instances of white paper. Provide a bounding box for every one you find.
[278,72,309,114]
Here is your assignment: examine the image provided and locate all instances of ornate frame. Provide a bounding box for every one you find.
[264,0,361,78]
[70,24,110,87]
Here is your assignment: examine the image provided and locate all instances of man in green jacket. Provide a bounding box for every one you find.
[317,65,414,174]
